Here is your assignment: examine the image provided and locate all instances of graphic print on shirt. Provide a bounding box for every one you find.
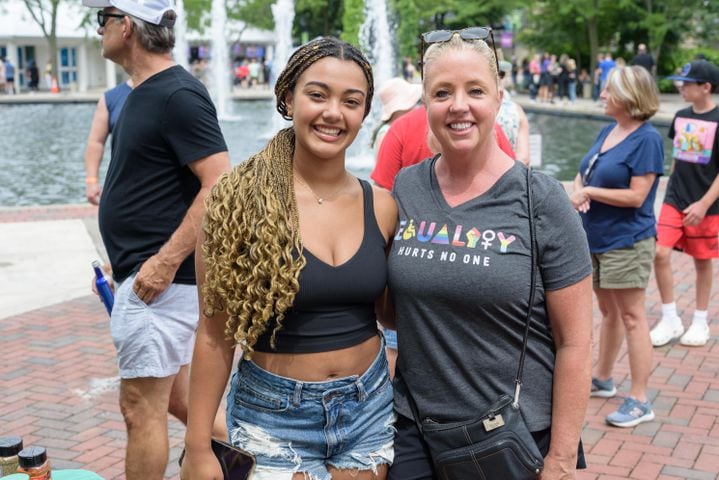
[673,117,717,165]
[392,218,517,267]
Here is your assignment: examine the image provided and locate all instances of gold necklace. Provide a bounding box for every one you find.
[294,171,349,205]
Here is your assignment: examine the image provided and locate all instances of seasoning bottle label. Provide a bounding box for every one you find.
[26,472,52,480]
[2,463,19,476]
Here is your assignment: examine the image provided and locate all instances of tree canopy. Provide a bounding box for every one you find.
[179,0,719,78]
[13,0,63,90]
[520,0,719,75]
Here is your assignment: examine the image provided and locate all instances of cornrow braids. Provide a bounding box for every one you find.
[275,36,374,121]
[201,128,306,358]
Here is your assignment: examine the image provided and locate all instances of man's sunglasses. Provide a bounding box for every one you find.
[418,27,499,79]
[97,11,126,28]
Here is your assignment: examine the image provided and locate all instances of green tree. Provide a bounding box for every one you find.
[391,0,419,62]
[630,0,719,69]
[183,0,210,33]
[340,0,364,45]
[389,0,523,71]
[295,0,344,40]
[410,0,521,31]
[19,0,63,90]
[184,0,274,37]
[519,0,635,73]
[518,0,719,76]
[229,0,274,44]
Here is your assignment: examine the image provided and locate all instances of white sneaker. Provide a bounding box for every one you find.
[650,318,684,347]
[679,323,710,347]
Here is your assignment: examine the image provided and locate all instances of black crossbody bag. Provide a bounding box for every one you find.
[406,166,544,480]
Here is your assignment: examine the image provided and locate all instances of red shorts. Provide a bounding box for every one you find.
[656,204,719,259]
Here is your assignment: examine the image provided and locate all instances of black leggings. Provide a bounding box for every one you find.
[389,413,586,479]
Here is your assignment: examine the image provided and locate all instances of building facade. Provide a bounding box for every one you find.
[0,0,275,93]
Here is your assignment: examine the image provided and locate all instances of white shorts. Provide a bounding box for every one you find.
[111,273,198,379]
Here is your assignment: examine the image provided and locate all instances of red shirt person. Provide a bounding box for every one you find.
[371,105,515,190]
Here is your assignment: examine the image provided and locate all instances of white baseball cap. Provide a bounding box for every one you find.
[83,0,176,26]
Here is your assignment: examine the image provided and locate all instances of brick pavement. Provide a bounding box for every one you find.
[0,204,98,223]
[1,207,717,480]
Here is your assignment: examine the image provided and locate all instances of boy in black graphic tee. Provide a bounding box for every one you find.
[651,60,719,347]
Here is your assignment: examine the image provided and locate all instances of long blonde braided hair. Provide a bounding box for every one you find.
[201,37,374,357]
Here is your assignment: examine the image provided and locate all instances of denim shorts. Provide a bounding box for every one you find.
[226,337,396,480]
[110,273,198,378]
[383,327,398,350]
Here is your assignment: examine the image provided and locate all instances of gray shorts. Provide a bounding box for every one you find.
[110,273,198,379]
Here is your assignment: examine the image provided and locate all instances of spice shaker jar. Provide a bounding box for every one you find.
[16,447,51,480]
[0,437,23,477]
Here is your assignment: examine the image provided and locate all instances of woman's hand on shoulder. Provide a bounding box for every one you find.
[372,185,399,242]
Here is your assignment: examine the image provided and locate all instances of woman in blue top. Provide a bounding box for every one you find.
[570,65,664,428]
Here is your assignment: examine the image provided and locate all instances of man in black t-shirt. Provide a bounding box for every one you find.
[82,0,230,478]
[630,43,655,75]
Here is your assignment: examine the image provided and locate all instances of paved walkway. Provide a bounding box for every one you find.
[1,82,717,478]
[511,92,685,126]
[1,202,717,480]
[0,87,273,105]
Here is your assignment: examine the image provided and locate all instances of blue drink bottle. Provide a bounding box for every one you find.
[92,260,114,315]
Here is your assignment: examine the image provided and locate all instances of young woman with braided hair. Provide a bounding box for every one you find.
[181,37,398,480]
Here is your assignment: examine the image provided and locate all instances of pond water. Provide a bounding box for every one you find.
[0,100,673,206]
[526,112,673,180]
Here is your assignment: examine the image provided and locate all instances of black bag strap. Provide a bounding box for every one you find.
[405,165,537,424]
[512,165,537,408]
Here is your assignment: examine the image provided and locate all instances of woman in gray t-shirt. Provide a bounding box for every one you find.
[387,29,593,480]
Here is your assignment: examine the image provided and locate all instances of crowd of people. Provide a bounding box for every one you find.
[0,57,17,94]
[0,57,55,94]
[492,44,659,106]
[190,57,273,90]
[569,59,719,429]
[78,0,718,477]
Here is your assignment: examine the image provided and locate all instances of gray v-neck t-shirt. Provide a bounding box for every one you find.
[389,158,591,432]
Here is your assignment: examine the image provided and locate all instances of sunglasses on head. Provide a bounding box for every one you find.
[97,11,126,27]
[419,27,499,79]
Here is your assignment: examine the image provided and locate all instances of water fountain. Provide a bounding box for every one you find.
[210,0,231,120]
[359,0,395,92]
[0,102,673,206]
[347,0,395,170]
[172,0,190,71]
[269,0,295,135]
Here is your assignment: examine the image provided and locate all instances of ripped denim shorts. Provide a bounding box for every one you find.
[226,337,395,480]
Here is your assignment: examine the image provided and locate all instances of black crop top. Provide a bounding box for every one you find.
[253,179,387,353]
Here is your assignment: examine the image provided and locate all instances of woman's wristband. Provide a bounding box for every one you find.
[86,176,98,184]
